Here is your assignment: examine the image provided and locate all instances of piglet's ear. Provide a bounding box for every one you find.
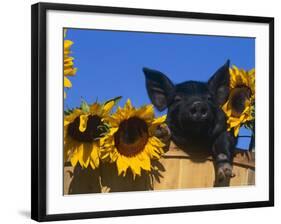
[208,60,230,105]
[143,67,174,111]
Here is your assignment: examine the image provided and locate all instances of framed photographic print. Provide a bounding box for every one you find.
[31,2,274,222]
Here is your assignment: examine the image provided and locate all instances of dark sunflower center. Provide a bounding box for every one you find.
[114,117,149,157]
[229,87,251,117]
[67,115,104,142]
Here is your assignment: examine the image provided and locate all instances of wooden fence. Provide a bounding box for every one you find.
[64,143,255,194]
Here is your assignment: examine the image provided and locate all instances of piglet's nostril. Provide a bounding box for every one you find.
[190,107,197,115]
[201,108,207,116]
[188,101,208,120]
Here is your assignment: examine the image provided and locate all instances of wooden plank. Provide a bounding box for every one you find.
[64,165,101,195]
[153,143,255,189]
[64,142,255,194]
[99,163,152,192]
[247,168,255,185]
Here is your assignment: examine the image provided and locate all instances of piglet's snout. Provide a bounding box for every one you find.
[188,101,209,121]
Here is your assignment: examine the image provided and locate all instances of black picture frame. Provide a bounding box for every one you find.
[31,2,274,222]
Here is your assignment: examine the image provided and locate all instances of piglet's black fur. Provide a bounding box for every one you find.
[143,60,237,185]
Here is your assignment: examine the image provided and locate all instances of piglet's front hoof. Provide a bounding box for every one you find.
[154,124,171,152]
[217,162,233,182]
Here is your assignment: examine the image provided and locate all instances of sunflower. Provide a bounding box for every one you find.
[64,101,115,169]
[100,99,166,179]
[64,29,77,98]
[222,65,255,136]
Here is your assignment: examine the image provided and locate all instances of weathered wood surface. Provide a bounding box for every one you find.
[153,143,255,190]
[64,143,255,194]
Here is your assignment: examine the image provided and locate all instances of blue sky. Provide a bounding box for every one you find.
[64,28,255,150]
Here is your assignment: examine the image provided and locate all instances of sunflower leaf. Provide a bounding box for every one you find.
[104,96,122,106]
[81,99,90,113]
[97,125,110,133]
[99,132,108,137]
[104,96,122,105]
[243,119,255,132]
[64,110,70,115]
[103,123,111,128]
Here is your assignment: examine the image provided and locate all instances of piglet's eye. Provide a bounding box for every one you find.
[174,96,182,102]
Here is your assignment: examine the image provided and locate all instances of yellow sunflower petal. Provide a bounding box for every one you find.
[232,65,240,74]
[70,152,79,167]
[82,143,92,168]
[128,157,141,177]
[102,100,115,116]
[124,99,134,116]
[140,157,151,171]
[116,156,129,176]
[64,119,70,127]
[234,125,240,137]
[70,146,83,168]
[90,144,100,169]
[145,143,163,159]
[152,114,167,125]
[222,102,232,117]
[64,40,73,49]
[135,104,154,121]
[149,136,165,148]
[64,77,72,88]
[228,118,241,128]
[79,115,88,132]
[64,67,77,76]
[89,103,100,114]
[109,150,119,161]
[89,161,97,170]
[77,144,85,168]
